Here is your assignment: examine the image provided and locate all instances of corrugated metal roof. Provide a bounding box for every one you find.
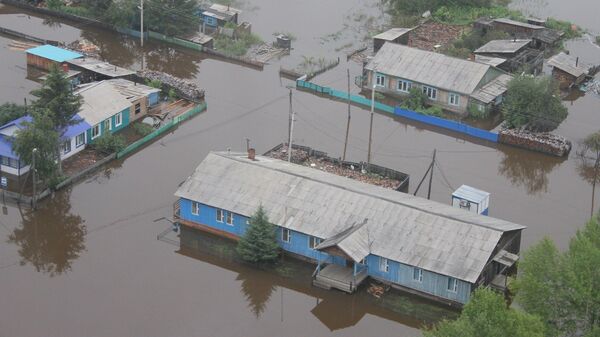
[209,3,241,15]
[365,43,492,95]
[475,55,507,67]
[452,185,490,204]
[547,52,588,78]
[493,18,544,30]
[373,28,413,41]
[26,45,82,62]
[474,39,531,54]
[76,82,132,126]
[105,79,161,103]
[470,74,512,103]
[67,58,135,78]
[175,152,526,283]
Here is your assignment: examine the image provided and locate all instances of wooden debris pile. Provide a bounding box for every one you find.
[138,70,205,101]
[367,282,390,299]
[408,22,463,51]
[499,128,572,157]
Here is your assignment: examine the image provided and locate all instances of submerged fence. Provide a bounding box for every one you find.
[296,79,498,143]
[117,102,207,158]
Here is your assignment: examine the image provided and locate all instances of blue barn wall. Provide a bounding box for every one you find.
[366,254,471,304]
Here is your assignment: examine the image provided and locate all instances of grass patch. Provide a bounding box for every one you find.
[433,5,523,25]
[545,18,582,39]
[214,32,263,57]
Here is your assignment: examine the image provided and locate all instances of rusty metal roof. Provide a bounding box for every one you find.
[547,52,588,78]
[175,152,526,283]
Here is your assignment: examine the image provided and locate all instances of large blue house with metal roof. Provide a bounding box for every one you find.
[0,115,90,176]
[174,151,525,306]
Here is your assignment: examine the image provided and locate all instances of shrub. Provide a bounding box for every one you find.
[133,123,154,136]
[545,18,581,39]
[92,133,126,153]
[433,5,523,25]
[402,87,428,111]
[0,103,27,125]
[214,32,263,57]
[468,102,489,119]
[48,174,67,190]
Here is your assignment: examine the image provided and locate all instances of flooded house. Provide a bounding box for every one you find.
[372,28,413,52]
[174,151,525,306]
[0,115,90,176]
[25,44,82,71]
[200,3,241,29]
[76,79,160,142]
[364,43,510,114]
[475,18,564,50]
[547,52,589,89]
[474,39,543,74]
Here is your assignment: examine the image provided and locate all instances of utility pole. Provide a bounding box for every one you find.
[32,148,37,210]
[288,88,292,147]
[342,68,351,161]
[367,83,376,167]
[427,149,436,200]
[287,104,296,163]
[140,0,144,47]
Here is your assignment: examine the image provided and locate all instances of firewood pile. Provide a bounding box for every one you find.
[499,128,572,157]
[267,146,403,190]
[138,70,205,101]
[367,282,390,299]
[67,39,100,57]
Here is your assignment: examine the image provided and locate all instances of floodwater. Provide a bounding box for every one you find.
[0,0,599,335]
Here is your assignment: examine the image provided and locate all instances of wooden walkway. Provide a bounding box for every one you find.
[313,264,368,293]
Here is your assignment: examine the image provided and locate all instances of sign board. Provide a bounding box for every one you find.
[0,176,7,188]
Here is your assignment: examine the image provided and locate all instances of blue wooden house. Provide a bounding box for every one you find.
[174,152,525,306]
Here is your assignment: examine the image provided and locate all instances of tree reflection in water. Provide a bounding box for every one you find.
[498,148,563,195]
[8,190,86,276]
[238,271,276,318]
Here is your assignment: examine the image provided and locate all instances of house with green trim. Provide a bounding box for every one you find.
[76,80,160,142]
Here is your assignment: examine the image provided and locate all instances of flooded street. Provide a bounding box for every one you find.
[1,0,600,335]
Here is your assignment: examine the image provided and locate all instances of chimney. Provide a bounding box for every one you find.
[62,63,69,73]
[247,148,256,160]
[576,57,579,67]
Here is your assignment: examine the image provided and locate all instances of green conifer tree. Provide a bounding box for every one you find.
[236,206,280,265]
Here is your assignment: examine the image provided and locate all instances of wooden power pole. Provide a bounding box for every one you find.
[343,69,351,161]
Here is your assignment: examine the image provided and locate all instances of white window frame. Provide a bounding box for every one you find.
[103,119,111,132]
[448,92,460,106]
[413,267,423,282]
[216,209,224,222]
[308,236,321,249]
[91,124,101,139]
[379,257,389,273]
[447,277,458,293]
[375,74,386,87]
[282,228,290,243]
[115,112,122,127]
[75,132,85,147]
[397,79,412,93]
[422,86,437,100]
[226,211,234,225]
[62,140,71,154]
[191,202,200,215]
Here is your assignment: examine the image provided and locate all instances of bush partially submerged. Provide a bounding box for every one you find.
[92,133,126,154]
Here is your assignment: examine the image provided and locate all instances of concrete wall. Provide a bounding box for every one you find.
[366,254,472,304]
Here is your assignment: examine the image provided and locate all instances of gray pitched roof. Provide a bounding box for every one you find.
[470,74,512,104]
[547,52,588,78]
[493,18,544,30]
[373,28,413,41]
[366,43,492,95]
[474,39,531,54]
[175,152,526,283]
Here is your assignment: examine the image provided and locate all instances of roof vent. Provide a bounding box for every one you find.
[248,148,256,161]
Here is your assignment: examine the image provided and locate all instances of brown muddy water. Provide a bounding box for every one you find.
[0,0,600,335]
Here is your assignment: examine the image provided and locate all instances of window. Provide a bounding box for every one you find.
[448,92,460,106]
[135,103,141,115]
[379,257,389,272]
[422,86,437,100]
[447,277,458,293]
[62,140,71,154]
[103,119,111,133]
[191,202,200,215]
[75,133,85,147]
[282,228,290,243]
[226,212,233,225]
[245,219,250,225]
[1,156,17,168]
[397,79,412,93]
[309,236,321,249]
[413,267,423,282]
[91,124,100,139]
[375,74,385,87]
[216,209,224,222]
[115,112,122,127]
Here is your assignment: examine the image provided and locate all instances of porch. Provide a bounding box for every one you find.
[313,264,368,293]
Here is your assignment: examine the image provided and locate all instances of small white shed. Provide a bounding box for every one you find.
[452,185,490,215]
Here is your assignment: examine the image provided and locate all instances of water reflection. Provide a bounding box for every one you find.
[80,30,139,69]
[145,45,201,79]
[498,146,564,195]
[177,226,456,330]
[7,189,86,276]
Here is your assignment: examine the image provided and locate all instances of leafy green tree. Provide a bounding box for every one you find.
[384,0,493,15]
[425,288,545,337]
[236,206,279,265]
[513,215,600,336]
[578,131,600,216]
[145,0,200,36]
[13,110,60,182]
[502,75,567,131]
[0,103,27,126]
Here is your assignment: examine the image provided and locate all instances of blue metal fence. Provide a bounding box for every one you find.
[296,80,498,143]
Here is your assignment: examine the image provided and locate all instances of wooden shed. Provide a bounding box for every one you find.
[26,45,83,71]
[373,28,413,52]
[547,52,588,89]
